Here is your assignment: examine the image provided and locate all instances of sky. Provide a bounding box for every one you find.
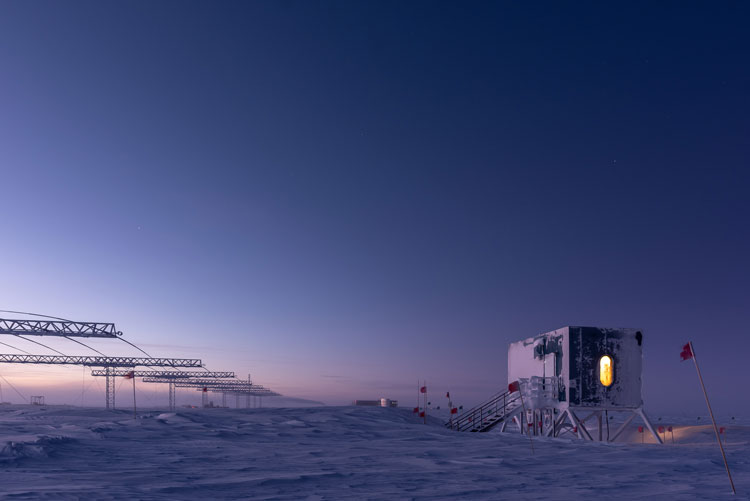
[0,1,747,413]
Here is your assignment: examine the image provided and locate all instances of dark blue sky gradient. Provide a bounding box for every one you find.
[0,2,748,411]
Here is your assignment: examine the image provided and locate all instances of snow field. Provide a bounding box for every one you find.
[0,405,747,500]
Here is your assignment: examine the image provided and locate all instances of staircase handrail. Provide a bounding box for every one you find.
[455,389,508,419]
[446,388,522,432]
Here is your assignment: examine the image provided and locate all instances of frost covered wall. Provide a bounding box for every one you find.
[507,327,567,388]
[568,326,643,408]
[508,326,644,410]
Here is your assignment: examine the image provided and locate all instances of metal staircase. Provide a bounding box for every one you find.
[445,388,522,432]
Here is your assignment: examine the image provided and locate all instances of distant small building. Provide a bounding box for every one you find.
[30,396,45,406]
[354,399,398,407]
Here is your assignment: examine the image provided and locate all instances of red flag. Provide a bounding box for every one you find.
[446,392,450,399]
[202,387,208,393]
[658,426,665,433]
[508,381,520,393]
[680,343,693,361]
[419,411,425,418]
[450,407,458,414]
[420,386,426,393]
[123,371,135,379]
[667,426,673,432]
[638,426,644,433]
[413,407,419,413]
[720,427,726,434]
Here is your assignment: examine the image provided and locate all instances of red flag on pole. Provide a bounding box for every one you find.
[420,386,426,393]
[451,407,458,414]
[667,426,673,432]
[658,426,665,433]
[413,407,419,413]
[123,371,135,379]
[419,411,425,418]
[680,343,693,361]
[681,341,735,493]
[508,381,520,393]
[446,392,450,399]
[638,426,644,433]
[202,387,208,393]
[720,427,725,434]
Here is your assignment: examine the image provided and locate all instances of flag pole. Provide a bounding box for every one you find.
[447,391,452,429]
[689,342,735,495]
[423,380,427,425]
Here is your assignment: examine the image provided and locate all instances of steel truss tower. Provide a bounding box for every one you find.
[0,316,250,412]
[90,371,235,410]
[169,382,177,411]
[0,318,120,337]
[90,370,235,378]
[142,378,280,409]
[0,354,203,409]
[0,354,202,366]
[142,378,273,390]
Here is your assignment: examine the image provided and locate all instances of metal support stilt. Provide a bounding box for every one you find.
[609,411,637,442]
[168,382,176,411]
[638,407,663,444]
[552,411,567,437]
[105,366,115,409]
[568,409,594,440]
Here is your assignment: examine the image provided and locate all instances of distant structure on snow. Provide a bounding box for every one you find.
[354,398,398,407]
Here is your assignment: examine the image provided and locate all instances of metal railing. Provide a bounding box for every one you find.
[446,389,522,432]
[522,376,559,406]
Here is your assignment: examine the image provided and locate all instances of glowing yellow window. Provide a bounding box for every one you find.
[599,355,614,387]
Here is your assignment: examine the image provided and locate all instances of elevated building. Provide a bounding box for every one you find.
[449,326,661,443]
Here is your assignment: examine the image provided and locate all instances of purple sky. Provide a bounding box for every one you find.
[0,2,748,414]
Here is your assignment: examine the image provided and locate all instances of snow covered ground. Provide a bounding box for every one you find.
[0,405,747,499]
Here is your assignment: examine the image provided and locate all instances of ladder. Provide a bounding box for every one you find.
[445,389,522,432]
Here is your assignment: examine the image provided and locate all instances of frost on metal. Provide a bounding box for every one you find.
[487,326,662,443]
[508,326,643,410]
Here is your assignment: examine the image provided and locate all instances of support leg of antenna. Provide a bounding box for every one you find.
[168,382,175,411]
[105,366,115,410]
